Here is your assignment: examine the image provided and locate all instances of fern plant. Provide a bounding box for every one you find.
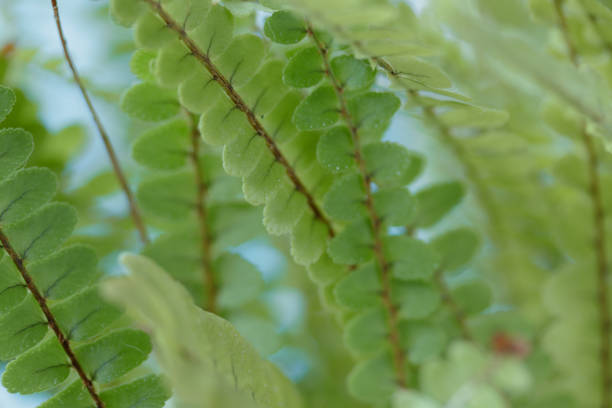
[3,0,612,407]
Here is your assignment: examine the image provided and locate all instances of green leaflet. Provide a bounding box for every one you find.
[291,212,329,266]
[401,322,447,364]
[76,329,152,383]
[121,82,180,122]
[283,47,324,88]
[216,34,266,88]
[179,70,224,114]
[4,203,77,262]
[156,40,198,87]
[317,126,355,173]
[432,228,480,273]
[200,98,251,146]
[223,131,266,177]
[414,181,464,228]
[348,92,401,141]
[263,182,308,235]
[330,55,375,92]
[307,253,345,285]
[0,85,16,123]
[394,282,440,320]
[0,95,163,406]
[105,254,303,408]
[345,307,388,355]
[130,49,157,82]
[264,11,306,44]
[373,188,416,226]
[0,128,33,183]
[384,235,439,281]
[242,152,287,205]
[347,351,400,403]
[137,171,197,221]
[451,280,492,315]
[190,4,234,58]
[293,85,340,130]
[323,172,367,222]
[363,142,424,188]
[132,119,190,170]
[0,168,57,225]
[109,0,143,27]
[334,262,381,309]
[328,220,374,264]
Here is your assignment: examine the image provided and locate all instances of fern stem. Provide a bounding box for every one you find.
[0,228,106,408]
[555,4,612,406]
[143,0,335,239]
[50,0,150,245]
[185,111,217,313]
[306,22,407,388]
[434,269,473,341]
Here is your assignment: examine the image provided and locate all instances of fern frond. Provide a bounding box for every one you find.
[0,85,168,408]
[104,253,303,408]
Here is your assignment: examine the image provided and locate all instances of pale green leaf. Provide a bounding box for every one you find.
[291,212,329,266]
[347,352,398,403]
[432,228,480,273]
[137,172,195,221]
[331,55,375,92]
[283,47,324,88]
[317,126,355,173]
[242,152,287,205]
[386,56,452,89]
[451,280,492,315]
[109,0,144,27]
[0,295,46,360]
[130,49,157,82]
[264,11,306,44]
[345,307,388,355]
[216,34,266,88]
[384,235,438,281]
[178,70,225,114]
[307,253,344,285]
[363,142,423,188]
[323,172,366,222]
[394,282,440,319]
[4,203,77,262]
[414,181,464,228]
[223,131,266,177]
[263,182,308,235]
[240,59,289,117]
[0,168,56,225]
[438,105,509,128]
[373,188,416,226]
[133,119,190,170]
[155,40,198,87]
[334,262,381,309]
[121,83,180,122]
[104,254,303,408]
[328,220,373,264]
[401,322,447,364]
[262,91,302,144]
[0,257,26,314]
[200,97,251,146]
[0,128,33,182]
[134,12,174,49]
[76,329,151,384]
[348,92,401,141]
[293,85,339,131]
[0,85,16,123]
[190,4,234,58]
[2,336,70,394]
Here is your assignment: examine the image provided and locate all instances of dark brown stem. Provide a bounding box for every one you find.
[554,5,611,406]
[143,0,335,238]
[0,228,105,408]
[51,0,149,245]
[306,22,406,387]
[185,111,216,313]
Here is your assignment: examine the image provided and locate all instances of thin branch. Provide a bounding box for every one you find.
[184,111,216,313]
[433,269,473,341]
[306,22,406,387]
[143,0,335,238]
[0,228,105,408]
[554,4,611,406]
[50,0,149,245]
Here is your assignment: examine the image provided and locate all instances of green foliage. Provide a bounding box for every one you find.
[104,254,303,408]
[0,86,167,407]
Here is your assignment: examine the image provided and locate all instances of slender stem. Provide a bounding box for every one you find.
[143,0,335,238]
[554,0,579,65]
[306,23,406,387]
[0,228,105,408]
[50,0,149,245]
[555,4,611,406]
[433,269,473,341]
[185,111,216,313]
